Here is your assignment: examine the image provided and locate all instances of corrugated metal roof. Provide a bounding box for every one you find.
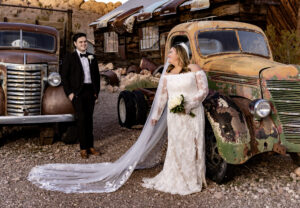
[90,0,210,28]
[90,0,164,26]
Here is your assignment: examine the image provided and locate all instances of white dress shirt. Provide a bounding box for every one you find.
[76,49,92,84]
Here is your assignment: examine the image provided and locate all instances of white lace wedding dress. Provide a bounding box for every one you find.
[142,70,209,195]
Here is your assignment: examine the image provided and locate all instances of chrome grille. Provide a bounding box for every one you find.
[267,80,300,144]
[6,64,46,116]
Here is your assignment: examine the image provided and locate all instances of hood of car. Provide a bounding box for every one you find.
[203,55,284,77]
[0,50,57,65]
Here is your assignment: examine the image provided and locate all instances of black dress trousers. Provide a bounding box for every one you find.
[72,84,96,150]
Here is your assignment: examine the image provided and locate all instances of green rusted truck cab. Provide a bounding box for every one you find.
[166,21,300,181]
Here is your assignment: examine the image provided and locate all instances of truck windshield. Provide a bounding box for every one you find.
[0,30,55,52]
[197,30,269,57]
[238,30,269,57]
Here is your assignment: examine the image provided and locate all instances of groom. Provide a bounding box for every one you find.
[60,33,100,159]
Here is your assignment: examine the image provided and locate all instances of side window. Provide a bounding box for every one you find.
[104,32,118,53]
[171,35,192,59]
[139,26,159,51]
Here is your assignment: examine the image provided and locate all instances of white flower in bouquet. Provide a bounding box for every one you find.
[168,94,195,117]
[168,95,183,110]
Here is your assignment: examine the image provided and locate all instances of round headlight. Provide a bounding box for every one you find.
[249,99,271,118]
[48,72,61,87]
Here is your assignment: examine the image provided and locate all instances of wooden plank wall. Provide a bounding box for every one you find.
[266,0,298,33]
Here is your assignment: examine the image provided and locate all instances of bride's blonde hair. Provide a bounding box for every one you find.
[167,44,190,73]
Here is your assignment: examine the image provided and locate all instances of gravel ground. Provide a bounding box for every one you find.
[0,91,299,208]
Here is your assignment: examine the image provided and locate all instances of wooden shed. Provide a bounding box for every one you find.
[90,0,299,68]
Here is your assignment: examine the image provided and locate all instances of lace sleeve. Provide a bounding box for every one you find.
[152,77,168,120]
[185,70,208,113]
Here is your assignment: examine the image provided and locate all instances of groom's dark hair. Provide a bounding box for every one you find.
[73,33,87,42]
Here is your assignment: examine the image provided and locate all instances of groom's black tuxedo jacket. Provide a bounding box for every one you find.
[60,51,100,98]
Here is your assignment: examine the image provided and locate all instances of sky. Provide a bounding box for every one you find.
[94,0,128,3]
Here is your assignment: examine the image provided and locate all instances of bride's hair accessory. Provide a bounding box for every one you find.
[177,42,190,60]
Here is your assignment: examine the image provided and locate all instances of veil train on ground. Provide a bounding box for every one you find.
[27,62,170,193]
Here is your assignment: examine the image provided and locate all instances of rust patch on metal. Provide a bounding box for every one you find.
[232,97,280,155]
[273,142,286,155]
[254,121,278,140]
[100,70,119,86]
[203,92,249,143]
[261,65,299,80]
[112,6,143,34]
[0,50,57,65]
[42,86,74,115]
[0,22,58,38]
[137,12,152,22]
[126,65,141,74]
[243,144,251,157]
[231,97,259,154]
[140,57,157,73]
[160,0,188,16]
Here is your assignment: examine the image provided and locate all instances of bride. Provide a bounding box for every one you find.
[28,43,209,195]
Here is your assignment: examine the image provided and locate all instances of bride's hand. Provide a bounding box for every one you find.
[151,119,158,126]
[184,103,192,114]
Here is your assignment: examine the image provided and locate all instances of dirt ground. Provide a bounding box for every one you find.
[0,91,299,208]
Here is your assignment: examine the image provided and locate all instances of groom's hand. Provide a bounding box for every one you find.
[94,94,98,103]
[68,93,74,101]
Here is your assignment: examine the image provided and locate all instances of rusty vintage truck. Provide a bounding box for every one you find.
[117,21,300,183]
[0,22,74,143]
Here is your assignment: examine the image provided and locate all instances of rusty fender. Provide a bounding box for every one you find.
[231,97,279,155]
[42,86,74,115]
[203,92,251,164]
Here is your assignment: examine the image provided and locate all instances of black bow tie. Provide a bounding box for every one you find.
[80,53,88,58]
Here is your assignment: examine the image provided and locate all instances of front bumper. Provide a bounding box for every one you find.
[0,114,74,124]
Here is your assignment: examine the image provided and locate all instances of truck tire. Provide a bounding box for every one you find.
[118,90,136,128]
[290,153,300,166]
[133,90,148,125]
[205,118,233,184]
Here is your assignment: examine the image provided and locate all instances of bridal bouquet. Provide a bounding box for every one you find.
[168,94,195,117]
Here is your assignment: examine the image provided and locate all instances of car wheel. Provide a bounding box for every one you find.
[117,90,136,128]
[133,90,148,125]
[205,118,232,184]
[290,153,300,166]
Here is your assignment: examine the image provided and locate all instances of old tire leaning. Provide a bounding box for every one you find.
[290,153,300,166]
[133,90,148,125]
[205,118,233,184]
[118,90,136,128]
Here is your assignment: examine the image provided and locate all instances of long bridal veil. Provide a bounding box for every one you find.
[28,62,170,193]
